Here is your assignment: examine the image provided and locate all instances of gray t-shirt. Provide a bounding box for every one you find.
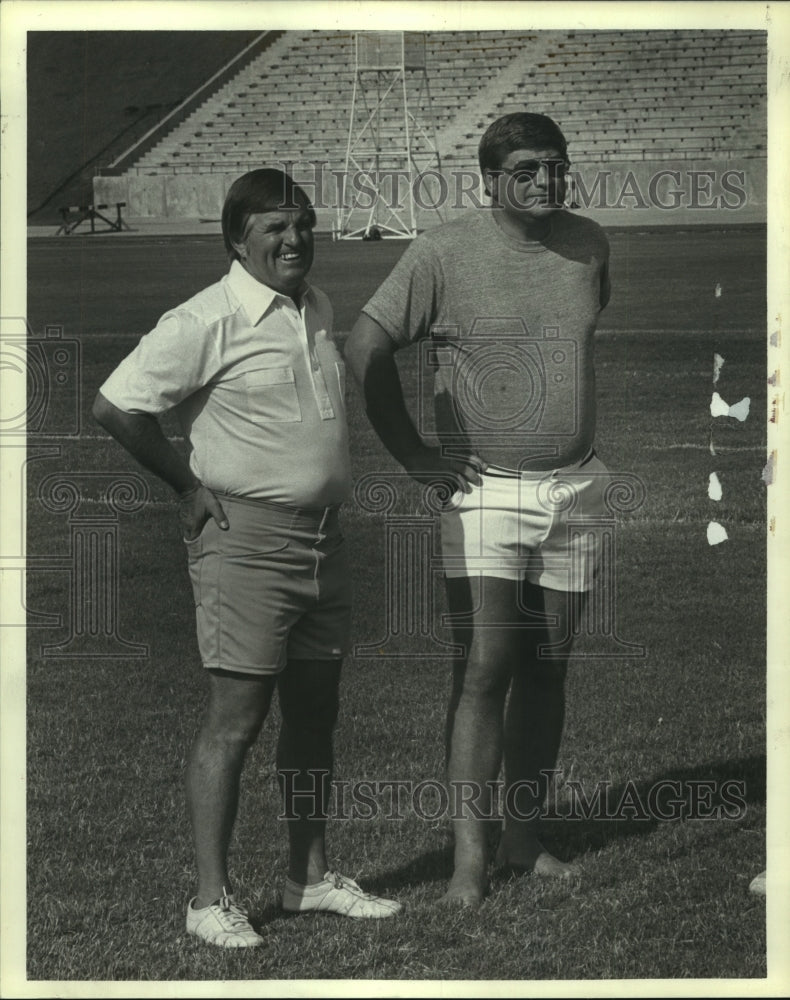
[363,208,610,470]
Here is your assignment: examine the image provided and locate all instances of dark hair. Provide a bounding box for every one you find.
[478,112,568,176]
[222,168,316,260]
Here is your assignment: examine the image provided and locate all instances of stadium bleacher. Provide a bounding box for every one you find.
[90,28,767,227]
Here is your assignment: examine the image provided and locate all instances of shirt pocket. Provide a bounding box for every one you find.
[245,366,302,423]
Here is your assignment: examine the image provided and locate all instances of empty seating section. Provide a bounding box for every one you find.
[130,29,766,176]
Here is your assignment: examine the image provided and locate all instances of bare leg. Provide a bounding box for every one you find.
[186,670,276,907]
[442,576,525,905]
[498,583,580,877]
[277,658,342,886]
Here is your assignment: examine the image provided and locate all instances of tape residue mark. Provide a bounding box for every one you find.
[707,521,729,545]
[710,392,750,421]
[761,452,776,486]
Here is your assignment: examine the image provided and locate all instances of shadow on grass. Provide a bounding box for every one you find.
[365,754,765,893]
[549,753,765,862]
[365,847,455,897]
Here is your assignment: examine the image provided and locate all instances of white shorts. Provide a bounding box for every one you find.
[440,452,611,592]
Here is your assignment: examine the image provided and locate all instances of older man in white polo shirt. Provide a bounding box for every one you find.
[94,169,400,948]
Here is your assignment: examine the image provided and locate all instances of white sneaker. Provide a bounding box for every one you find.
[282,870,402,919]
[186,890,264,948]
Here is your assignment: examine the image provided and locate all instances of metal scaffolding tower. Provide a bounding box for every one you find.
[334,32,443,240]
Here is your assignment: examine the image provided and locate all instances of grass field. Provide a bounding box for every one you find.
[22,225,769,983]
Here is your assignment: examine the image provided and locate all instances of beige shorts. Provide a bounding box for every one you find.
[184,494,351,674]
[440,452,611,592]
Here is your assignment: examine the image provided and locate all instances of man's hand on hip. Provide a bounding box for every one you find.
[402,444,487,498]
[179,483,229,541]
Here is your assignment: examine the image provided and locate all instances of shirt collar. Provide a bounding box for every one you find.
[227,259,312,325]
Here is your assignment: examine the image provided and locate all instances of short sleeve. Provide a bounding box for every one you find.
[361,237,443,346]
[99,310,220,414]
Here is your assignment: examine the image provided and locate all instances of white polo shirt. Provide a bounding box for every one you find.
[100,260,351,507]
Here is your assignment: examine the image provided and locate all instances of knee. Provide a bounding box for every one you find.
[278,660,341,736]
[455,655,512,704]
[280,678,339,735]
[511,661,567,703]
[200,672,274,749]
[201,695,268,750]
[200,712,263,751]
[282,695,339,739]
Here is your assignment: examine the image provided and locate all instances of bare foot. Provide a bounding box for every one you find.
[495,837,578,879]
[438,866,487,907]
[531,850,579,879]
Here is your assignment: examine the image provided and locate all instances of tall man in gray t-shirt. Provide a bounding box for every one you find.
[346,113,611,905]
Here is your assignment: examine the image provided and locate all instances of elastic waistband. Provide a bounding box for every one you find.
[484,448,596,480]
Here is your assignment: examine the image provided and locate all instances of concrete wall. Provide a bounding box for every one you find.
[94,158,766,231]
[94,173,231,221]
